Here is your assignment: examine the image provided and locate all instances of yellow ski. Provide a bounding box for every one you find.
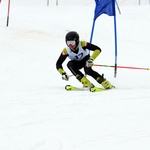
[65,85,106,92]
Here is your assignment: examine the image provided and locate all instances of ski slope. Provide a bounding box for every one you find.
[0,0,150,150]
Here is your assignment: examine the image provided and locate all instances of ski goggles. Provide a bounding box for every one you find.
[66,40,76,46]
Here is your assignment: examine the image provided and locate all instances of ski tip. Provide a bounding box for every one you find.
[65,85,72,91]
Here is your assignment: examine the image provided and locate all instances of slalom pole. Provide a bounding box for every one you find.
[89,20,96,44]
[113,0,118,78]
[56,0,58,6]
[139,0,141,5]
[6,0,10,27]
[47,0,49,6]
[93,64,150,71]
[115,0,121,14]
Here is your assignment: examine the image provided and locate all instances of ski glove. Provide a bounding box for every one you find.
[62,72,69,81]
[86,57,94,68]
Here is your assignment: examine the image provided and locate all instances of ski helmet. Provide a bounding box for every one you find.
[65,31,79,46]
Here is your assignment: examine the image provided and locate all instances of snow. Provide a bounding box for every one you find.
[0,0,150,150]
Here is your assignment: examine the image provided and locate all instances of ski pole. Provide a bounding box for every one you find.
[93,64,150,71]
[69,75,74,78]
[6,0,11,27]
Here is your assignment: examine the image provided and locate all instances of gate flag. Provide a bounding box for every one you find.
[90,0,118,77]
[94,0,115,20]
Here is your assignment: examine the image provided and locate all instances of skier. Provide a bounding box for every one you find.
[56,31,114,90]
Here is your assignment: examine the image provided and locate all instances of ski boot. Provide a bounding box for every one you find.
[76,74,94,89]
[96,74,115,89]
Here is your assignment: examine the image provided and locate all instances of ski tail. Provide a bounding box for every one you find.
[90,86,105,92]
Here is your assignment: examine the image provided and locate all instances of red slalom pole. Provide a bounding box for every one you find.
[6,0,10,27]
[94,64,150,71]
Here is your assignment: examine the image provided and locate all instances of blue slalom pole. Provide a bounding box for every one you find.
[113,0,118,78]
[113,15,117,78]
[90,20,96,44]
